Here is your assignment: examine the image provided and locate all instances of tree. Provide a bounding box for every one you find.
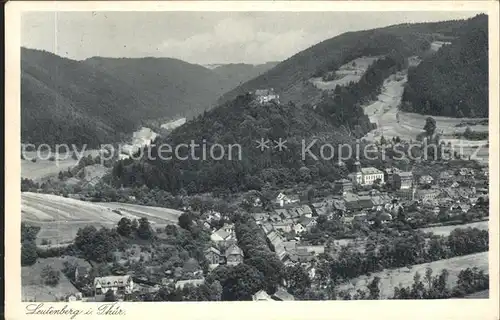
[21,241,38,266]
[380,135,387,145]
[284,265,311,298]
[367,276,381,299]
[137,217,153,240]
[178,212,193,230]
[219,264,266,301]
[424,117,436,136]
[41,265,60,287]
[21,222,40,243]
[117,217,133,237]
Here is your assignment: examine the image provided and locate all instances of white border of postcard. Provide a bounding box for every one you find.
[5,1,500,320]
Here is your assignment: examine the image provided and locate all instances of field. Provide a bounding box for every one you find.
[22,256,90,302]
[335,252,489,299]
[464,290,489,299]
[361,67,489,165]
[419,221,489,237]
[309,56,383,90]
[22,192,183,245]
[21,150,100,182]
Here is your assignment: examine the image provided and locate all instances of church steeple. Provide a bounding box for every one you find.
[353,158,361,173]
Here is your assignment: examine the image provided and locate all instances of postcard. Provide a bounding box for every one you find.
[4,1,499,319]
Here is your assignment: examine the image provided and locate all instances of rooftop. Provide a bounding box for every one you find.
[360,167,383,175]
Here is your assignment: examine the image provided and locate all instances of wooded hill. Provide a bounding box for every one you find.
[110,17,485,194]
[401,14,489,118]
[217,18,472,107]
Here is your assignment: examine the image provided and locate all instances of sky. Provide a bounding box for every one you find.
[22,11,481,65]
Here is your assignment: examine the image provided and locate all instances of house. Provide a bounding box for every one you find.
[360,167,385,185]
[415,188,441,202]
[255,88,280,104]
[210,223,235,243]
[271,288,295,301]
[94,275,134,296]
[439,171,453,181]
[252,290,273,301]
[458,168,475,176]
[384,168,402,185]
[297,216,316,231]
[252,212,268,222]
[205,247,225,267]
[335,179,353,193]
[393,172,413,190]
[261,223,274,235]
[253,197,262,207]
[74,266,90,282]
[275,208,289,220]
[294,205,313,217]
[273,222,292,233]
[225,244,244,266]
[348,165,385,186]
[175,279,205,290]
[292,223,306,234]
[419,175,434,185]
[275,192,299,207]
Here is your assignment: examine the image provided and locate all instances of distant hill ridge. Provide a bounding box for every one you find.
[218,16,481,107]
[21,49,277,147]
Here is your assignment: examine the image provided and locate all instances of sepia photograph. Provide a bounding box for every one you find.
[4,1,500,319]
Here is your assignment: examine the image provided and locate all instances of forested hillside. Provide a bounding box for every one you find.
[110,93,367,194]
[21,49,262,147]
[401,14,488,117]
[218,18,469,107]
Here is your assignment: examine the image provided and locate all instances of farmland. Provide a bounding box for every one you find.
[335,252,489,299]
[22,256,90,302]
[22,192,183,245]
[419,221,489,237]
[310,56,383,90]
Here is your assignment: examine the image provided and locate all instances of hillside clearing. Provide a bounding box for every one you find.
[22,192,183,244]
[310,56,383,90]
[335,252,488,299]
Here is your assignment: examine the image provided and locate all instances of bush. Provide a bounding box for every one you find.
[41,265,61,287]
[21,241,38,266]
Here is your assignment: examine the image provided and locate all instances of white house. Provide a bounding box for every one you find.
[275,193,299,207]
[348,167,384,186]
[94,275,134,296]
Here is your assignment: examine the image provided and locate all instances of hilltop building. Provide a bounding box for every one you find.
[254,88,280,104]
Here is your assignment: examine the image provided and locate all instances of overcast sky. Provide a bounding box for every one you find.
[22,11,481,65]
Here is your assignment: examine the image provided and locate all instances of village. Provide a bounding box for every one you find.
[44,152,488,303]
